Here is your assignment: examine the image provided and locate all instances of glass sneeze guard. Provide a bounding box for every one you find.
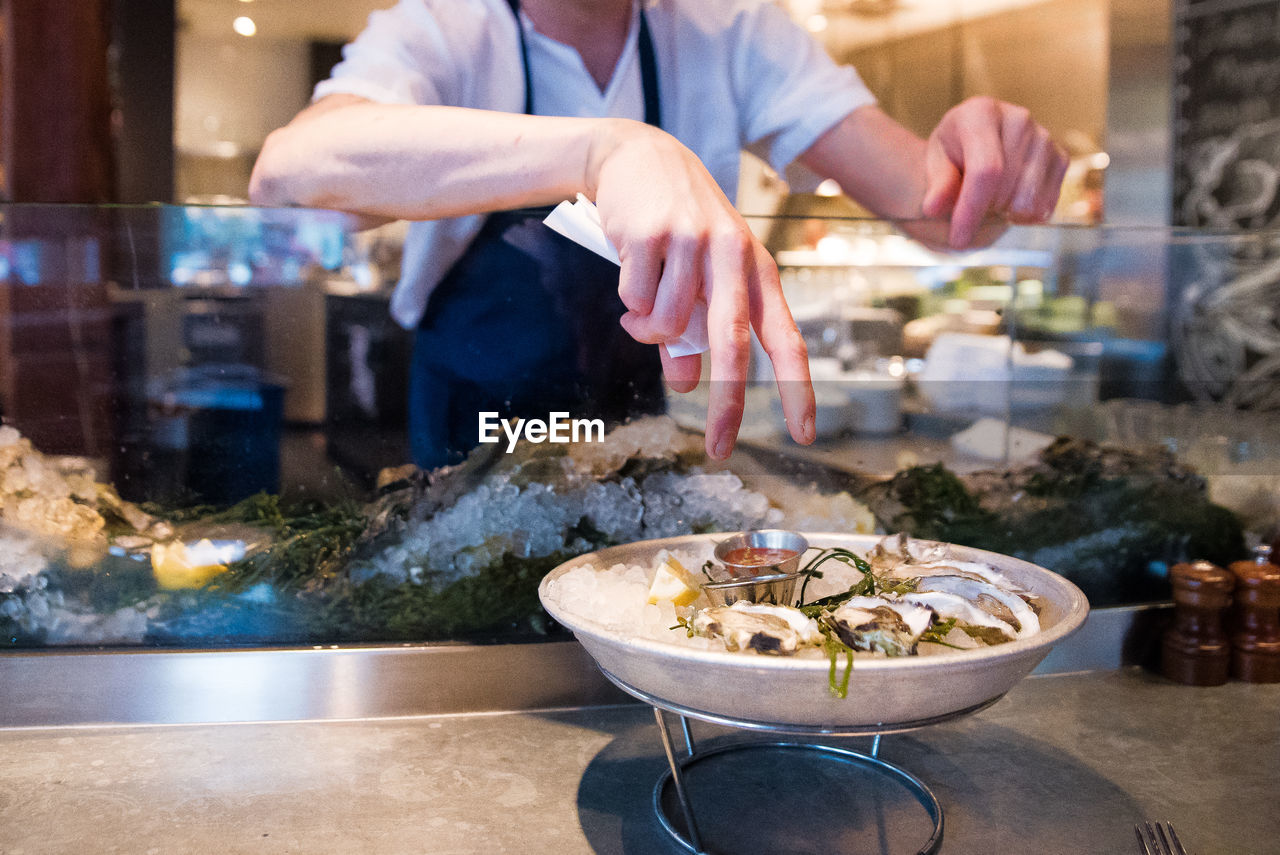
[1,204,1276,652]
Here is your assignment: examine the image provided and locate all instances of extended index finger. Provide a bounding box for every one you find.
[748,243,814,446]
[702,229,753,460]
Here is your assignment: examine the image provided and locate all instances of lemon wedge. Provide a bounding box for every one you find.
[151,539,234,590]
[647,555,702,606]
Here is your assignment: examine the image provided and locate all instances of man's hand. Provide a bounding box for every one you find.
[922,96,1070,248]
[800,99,1069,251]
[589,121,816,460]
[252,101,814,462]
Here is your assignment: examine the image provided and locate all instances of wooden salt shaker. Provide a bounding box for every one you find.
[1227,545,1280,683]
[1161,560,1234,686]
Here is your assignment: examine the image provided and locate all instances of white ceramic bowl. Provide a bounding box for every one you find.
[539,532,1089,729]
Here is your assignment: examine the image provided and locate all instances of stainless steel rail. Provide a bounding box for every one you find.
[0,640,629,728]
[0,604,1169,728]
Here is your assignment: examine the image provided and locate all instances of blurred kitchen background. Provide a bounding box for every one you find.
[0,0,1159,216]
[1,0,1276,508]
[163,0,1137,221]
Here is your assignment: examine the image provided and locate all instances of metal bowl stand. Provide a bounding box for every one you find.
[599,668,1004,855]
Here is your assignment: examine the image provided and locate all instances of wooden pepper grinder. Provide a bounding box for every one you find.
[1227,545,1280,683]
[1161,560,1235,686]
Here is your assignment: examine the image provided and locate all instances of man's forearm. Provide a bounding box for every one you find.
[248,95,634,220]
[799,99,1066,250]
[798,104,931,221]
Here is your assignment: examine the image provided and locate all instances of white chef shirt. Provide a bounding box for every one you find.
[524,4,647,123]
[314,0,876,329]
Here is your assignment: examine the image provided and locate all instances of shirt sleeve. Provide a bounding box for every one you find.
[728,1,877,175]
[312,1,453,106]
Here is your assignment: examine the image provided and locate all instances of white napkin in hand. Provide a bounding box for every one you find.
[543,193,710,358]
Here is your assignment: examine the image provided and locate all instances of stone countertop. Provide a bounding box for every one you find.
[1,668,1277,855]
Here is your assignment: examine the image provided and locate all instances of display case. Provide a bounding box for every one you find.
[1,203,1276,724]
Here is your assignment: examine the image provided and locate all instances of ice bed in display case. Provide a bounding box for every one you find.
[0,203,1275,725]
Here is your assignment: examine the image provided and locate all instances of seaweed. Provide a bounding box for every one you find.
[137,535,571,646]
[304,551,574,642]
[854,440,1248,605]
[202,494,367,593]
[868,464,999,546]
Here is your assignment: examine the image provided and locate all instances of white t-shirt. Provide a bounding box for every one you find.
[315,0,876,328]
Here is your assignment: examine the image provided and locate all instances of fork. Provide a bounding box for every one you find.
[1134,821,1190,855]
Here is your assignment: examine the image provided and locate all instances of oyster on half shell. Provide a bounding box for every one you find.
[822,596,935,657]
[901,590,1019,644]
[902,573,1042,639]
[691,601,823,655]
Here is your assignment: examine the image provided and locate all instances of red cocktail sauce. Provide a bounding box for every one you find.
[721,546,798,567]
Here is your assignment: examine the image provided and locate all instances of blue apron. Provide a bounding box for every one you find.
[409,0,665,469]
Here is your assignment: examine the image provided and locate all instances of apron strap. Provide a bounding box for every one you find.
[505,0,536,116]
[506,0,661,128]
[637,8,661,128]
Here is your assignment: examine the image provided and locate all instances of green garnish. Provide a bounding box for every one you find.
[825,634,854,698]
[796,548,917,617]
[918,616,960,647]
[798,548,870,598]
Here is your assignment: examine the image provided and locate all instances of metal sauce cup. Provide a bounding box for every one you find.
[713,530,809,578]
[702,571,804,608]
[705,530,811,606]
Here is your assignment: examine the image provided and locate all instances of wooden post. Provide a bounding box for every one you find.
[1,0,116,456]
[2,0,115,203]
